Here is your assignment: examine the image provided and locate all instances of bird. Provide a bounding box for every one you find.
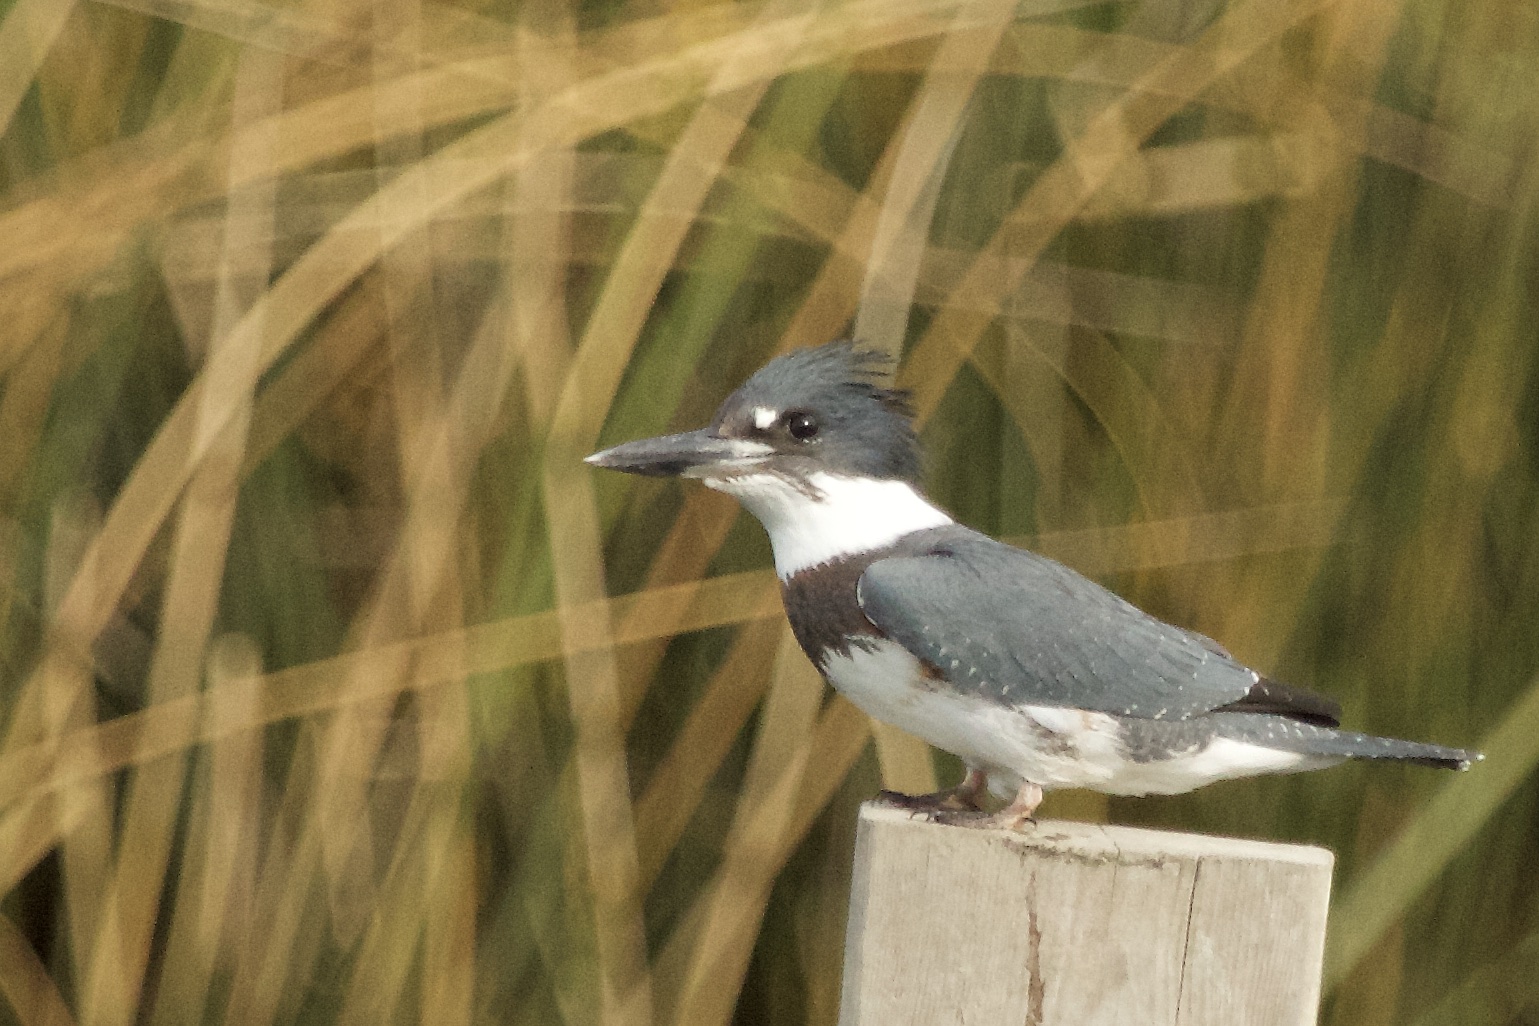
[586,341,1481,828]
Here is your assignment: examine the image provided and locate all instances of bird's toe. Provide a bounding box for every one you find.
[875,785,983,814]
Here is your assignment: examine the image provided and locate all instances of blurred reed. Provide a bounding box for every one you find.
[0,0,1534,1024]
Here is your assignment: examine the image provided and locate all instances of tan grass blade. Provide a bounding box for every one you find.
[468,16,584,1018]
[666,628,825,1026]
[0,8,1499,373]
[201,149,1257,345]
[924,254,1243,346]
[869,722,939,796]
[506,12,578,430]
[854,0,1019,355]
[1012,499,1348,574]
[0,912,75,1026]
[0,0,77,138]
[13,0,976,742]
[850,22,1516,207]
[36,4,156,155]
[237,274,390,474]
[634,619,783,889]
[223,743,355,1026]
[0,793,94,902]
[414,683,475,1026]
[333,646,474,1026]
[0,313,70,504]
[974,326,1205,517]
[514,64,656,1011]
[1189,3,1405,660]
[899,0,1343,426]
[301,0,444,934]
[0,276,66,383]
[42,497,113,1013]
[329,718,472,1026]
[0,499,1344,928]
[651,694,873,1018]
[791,696,875,848]
[535,2,821,1017]
[148,634,263,1025]
[92,0,358,59]
[0,570,781,819]
[233,59,588,1021]
[0,495,1342,830]
[333,842,435,1026]
[543,459,656,1026]
[420,809,476,1024]
[564,0,819,426]
[1073,130,1335,220]
[1324,673,1539,990]
[78,49,281,1026]
[777,105,912,351]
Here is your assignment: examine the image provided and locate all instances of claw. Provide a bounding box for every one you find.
[930,781,1044,832]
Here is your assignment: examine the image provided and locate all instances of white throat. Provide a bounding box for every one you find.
[701,471,953,579]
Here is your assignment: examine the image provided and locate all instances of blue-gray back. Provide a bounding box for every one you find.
[856,526,1260,719]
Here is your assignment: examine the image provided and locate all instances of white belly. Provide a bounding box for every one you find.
[818,638,1333,797]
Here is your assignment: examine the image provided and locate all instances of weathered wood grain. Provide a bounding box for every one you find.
[839,803,1333,1026]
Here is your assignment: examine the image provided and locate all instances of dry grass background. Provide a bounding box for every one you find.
[0,0,1535,1023]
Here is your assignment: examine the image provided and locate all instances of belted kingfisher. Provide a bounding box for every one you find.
[587,342,1480,827]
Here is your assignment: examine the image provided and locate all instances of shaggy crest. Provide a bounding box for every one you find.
[718,341,923,484]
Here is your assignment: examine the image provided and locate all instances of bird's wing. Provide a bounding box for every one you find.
[857,531,1263,720]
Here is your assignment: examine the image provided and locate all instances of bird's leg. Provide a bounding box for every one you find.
[995,781,1044,830]
[875,766,987,814]
[936,780,1044,831]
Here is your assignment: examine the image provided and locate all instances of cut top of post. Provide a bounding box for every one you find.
[840,804,1335,1026]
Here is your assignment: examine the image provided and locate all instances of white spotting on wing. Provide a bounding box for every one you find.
[699,471,954,579]
[820,639,1339,798]
[752,406,778,430]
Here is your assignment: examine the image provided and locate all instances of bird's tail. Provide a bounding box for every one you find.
[1216,715,1481,770]
[1314,729,1482,771]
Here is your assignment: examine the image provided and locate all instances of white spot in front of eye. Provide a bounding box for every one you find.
[752,406,777,430]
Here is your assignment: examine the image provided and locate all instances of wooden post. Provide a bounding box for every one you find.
[839,803,1334,1026]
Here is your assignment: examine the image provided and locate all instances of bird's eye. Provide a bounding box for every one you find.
[784,411,819,441]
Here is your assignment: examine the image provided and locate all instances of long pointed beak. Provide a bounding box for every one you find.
[585,428,773,478]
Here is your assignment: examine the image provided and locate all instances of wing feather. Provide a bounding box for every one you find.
[856,530,1262,719]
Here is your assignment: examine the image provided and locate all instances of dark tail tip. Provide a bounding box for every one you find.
[1316,731,1484,771]
[1403,749,1482,771]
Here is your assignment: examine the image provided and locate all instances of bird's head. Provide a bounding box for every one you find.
[586,342,948,577]
[585,341,922,488]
